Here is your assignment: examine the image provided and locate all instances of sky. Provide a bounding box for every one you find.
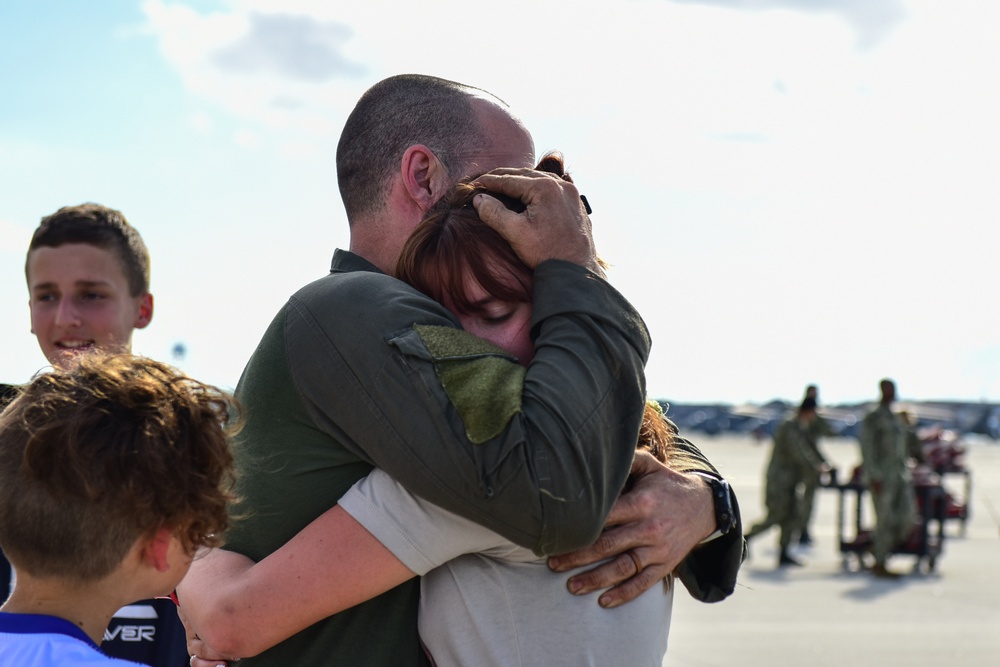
[2,0,998,405]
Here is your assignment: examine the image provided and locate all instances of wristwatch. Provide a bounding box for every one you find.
[690,472,737,542]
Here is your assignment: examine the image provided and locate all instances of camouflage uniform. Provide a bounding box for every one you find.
[746,416,825,549]
[859,405,918,567]
[798,416,832,539]
[903,422,925,464]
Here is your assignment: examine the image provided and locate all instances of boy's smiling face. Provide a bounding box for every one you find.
[27,243,152,368]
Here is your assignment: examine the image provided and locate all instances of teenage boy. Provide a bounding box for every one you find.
[25,203,153,368]
[12,203,188,665]
[0,354,237,665]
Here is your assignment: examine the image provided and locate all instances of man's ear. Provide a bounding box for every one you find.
[400,144,450,213]
[141,526,174,573]
[134,293,153,329]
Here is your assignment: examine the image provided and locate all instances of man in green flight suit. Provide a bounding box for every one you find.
[181,74,745,666]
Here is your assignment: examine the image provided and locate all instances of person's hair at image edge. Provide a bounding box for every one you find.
[26,203,151,297]
[396,153,696,469]
[0,353,238,582]
[337,74,503,224]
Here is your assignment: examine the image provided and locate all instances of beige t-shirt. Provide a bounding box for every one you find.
[339,468,673,667]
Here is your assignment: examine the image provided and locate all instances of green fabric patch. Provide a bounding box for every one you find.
[414,324,524,444]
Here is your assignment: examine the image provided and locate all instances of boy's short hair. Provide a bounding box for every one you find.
[26,203,151,297]
[0,354,237,582]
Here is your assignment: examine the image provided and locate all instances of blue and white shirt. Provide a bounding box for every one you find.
[0,612,142,666]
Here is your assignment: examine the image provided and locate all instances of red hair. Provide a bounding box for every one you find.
[396,154,687,466]
[396,184,532,314]
[396,152,574,310]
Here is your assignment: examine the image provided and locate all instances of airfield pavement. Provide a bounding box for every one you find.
[666,434,1000,666]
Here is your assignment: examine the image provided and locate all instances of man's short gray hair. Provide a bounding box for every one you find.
[336,74,495,224]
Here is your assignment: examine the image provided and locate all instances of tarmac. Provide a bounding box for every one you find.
[666,434,1000,666]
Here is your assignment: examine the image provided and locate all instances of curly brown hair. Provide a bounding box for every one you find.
[0,354,238,581]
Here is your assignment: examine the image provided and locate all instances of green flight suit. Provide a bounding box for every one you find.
[224,250,744,667]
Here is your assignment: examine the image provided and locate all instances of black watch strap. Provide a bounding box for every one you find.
[691,472,737,538]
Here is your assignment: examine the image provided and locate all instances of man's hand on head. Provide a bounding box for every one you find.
[472,167,605,278]
[546,450,716,608]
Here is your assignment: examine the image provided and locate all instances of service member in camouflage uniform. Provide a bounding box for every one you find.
[746,397,828,567]
[859,379,917,578]
[898,410,926,464]
[798,385,833,545]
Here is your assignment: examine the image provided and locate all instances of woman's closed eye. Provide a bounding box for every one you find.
[480,310,514,325]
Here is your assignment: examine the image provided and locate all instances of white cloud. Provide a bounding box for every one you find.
[0,219,32,253]
[188,110,214,134]
[140,0,363,137]
[669,0,907,49]
[232,128,261,148]
[277,139,321,159]
[123,0,1000,402]
[210,12,364,82]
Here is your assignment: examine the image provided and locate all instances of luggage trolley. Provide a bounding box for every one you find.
[830,468,946,573]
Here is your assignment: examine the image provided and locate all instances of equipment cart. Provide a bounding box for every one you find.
[830,470,946,573]
[923,429,972,536]
[938,468,972,536]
